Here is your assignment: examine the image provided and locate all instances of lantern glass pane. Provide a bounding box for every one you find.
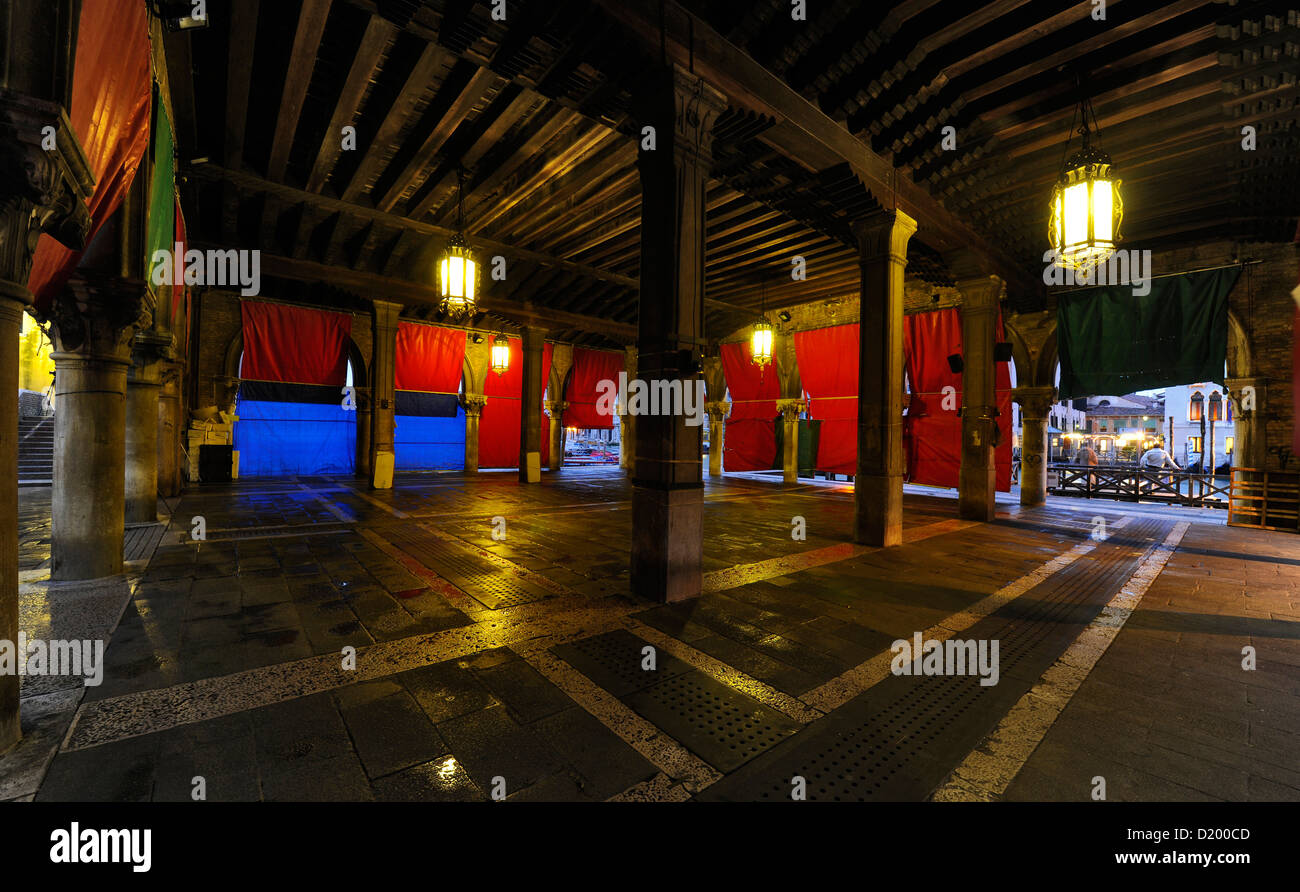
[464,257,476,299]
[449,256,465,297]
[440,257,449,296]
[1063,181,1089,248]
[1092,179,1113,243]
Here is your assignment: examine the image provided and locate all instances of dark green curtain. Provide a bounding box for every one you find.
[145,87,175,293]
[1057,266,1239,399]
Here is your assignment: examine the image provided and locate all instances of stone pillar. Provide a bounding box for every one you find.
[704,401,727,476]
[124,333,169,524]
[463,395,486,473]
[519,326,545,483]
[1226,377,1266,469]
[778,398,805,484]
[157,360,184,498]
[852,209,917,546]
[355,386,372,478]
[369,300,400,489]
[956,274,1003,522]
[47,274,149,580]
[1013,385,1055,508]
[630,66,725,602]
[546,400,567,471]
[0,4,93,749]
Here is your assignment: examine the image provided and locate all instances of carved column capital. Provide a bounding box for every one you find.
[852,209,917,266]
[0,90,94,301]
[1225,377,1266,418]
[544,399,568,416]
[1013,385,1057,419]
[776,398,806,422]
[462,394,488,416]
[704,400,730,420]
[46,271,151,361]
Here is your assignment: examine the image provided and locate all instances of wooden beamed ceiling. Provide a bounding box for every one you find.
[167,0,1300,342]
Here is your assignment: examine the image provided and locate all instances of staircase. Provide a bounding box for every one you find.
[18,417,54,485]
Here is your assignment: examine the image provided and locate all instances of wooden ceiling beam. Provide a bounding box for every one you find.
[267,0,333,182]
[224,0,259,170]
[305,13,396,193]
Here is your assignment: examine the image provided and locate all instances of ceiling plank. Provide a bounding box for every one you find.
[224,0,260,170]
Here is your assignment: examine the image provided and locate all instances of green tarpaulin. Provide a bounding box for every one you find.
[145,88,175,293]
[1056,266,1239,399]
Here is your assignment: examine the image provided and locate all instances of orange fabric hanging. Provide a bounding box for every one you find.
[26,0,152,313]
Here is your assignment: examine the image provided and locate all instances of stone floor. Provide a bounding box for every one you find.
[3,467,1297,802]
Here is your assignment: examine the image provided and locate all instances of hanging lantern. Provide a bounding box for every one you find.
[750,320,774,368]
[439,168,477,316]
[491,334,510,376]
[1048,88,1123,272]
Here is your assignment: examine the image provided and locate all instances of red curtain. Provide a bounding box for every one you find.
[396,323,465,393]
[26,0,151,313]
[904,307,1011,492]
[720,341,779,471]
[240,302,352,385]
[479,339,552,469]
[563,347,623,429]
[793,324,859,474]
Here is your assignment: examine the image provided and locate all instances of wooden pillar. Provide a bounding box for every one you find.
[630,66,725,602]
[369,300,400,489]
[518,327,545,483]
[956,274,1003,522]
[852,209,916,546]
[705,401,727,476]
[1014,385,1055,507]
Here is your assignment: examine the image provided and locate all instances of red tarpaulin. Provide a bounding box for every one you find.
[720,341,779,471]
[396,323,465,392]
[480,339,552,469]
[904,307,1012,492]
[26,0,151,313]
[793,324,859,474]
[563,348,623,429]
[240,301,352,386]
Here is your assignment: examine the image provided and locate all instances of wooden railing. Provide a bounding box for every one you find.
[1228,468,1300,532]
[1049,463,1231,509]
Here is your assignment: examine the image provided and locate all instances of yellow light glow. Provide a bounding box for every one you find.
[1048,152,1123,272]
[439,242,477,315]
[491,335,510,376]
[750,323,774,367]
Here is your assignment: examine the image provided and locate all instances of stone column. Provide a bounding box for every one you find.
[47,274,149,580]
[704,401,727,476]
[157,360,184,498]
[1226,377,1266,469]
[124,332,170,524]
[630,66,725,602]
[956,274,1003,522]
[1014,385,1055,507]
[463,395,486,473]
[354,386,372,478]
[852,209,917,546]
[0,3,93,750]
[545,400,567,471]
[369,300,400,489]
[519,326,545,483]
[778,398,805,484]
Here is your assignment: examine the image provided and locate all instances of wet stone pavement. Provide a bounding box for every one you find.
[6,467,1299,802]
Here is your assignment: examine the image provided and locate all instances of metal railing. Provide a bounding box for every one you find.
[1049,463,1231,509]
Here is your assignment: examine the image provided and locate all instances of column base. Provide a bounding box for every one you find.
[631,484,703,602]
[854,473,903,547]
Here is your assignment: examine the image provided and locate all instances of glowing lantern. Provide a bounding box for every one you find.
[1048,92,1123,272]
[439,168,477,316]
[750,320,774,368]
[491,334,510,376]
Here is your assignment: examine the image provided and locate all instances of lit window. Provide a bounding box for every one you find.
[1189,392,1203,422]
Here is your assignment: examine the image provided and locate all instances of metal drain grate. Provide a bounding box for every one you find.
[199,523,351,542]
[623,671,802,773]
[699,516,1169,801]
[552,629,692,697]
[382,526,552,609]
